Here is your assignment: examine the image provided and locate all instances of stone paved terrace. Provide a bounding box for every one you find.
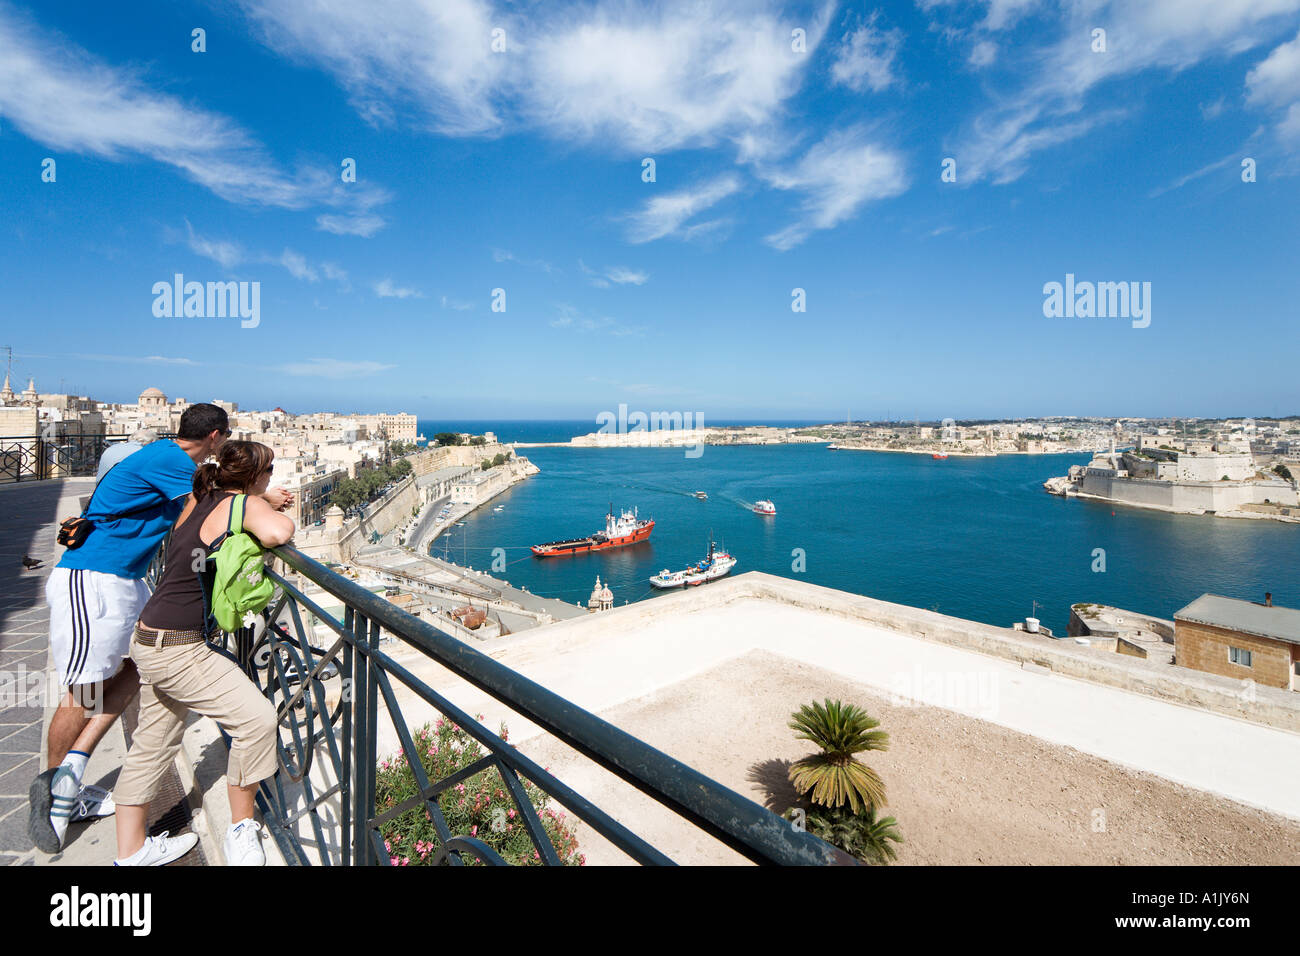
[0,479,216,867]
[0,478,90,864]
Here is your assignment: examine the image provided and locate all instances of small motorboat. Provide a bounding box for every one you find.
[753,499,776,515]
[650,536,736,589]
[694,491,708,500]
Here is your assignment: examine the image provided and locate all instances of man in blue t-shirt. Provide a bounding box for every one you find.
[28,403,294,855]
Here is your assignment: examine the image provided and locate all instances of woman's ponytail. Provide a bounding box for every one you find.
[193,461,221,500]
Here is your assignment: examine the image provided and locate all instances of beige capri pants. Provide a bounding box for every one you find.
[115,627,280,806]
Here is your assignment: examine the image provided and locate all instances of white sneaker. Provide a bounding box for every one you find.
[225,819,265,866]
[69,784,115,822]
[114,831,199,866]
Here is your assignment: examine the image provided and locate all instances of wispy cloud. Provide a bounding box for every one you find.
[491,248,554,272]
[0,5,390,227]
[1247,28,1300,148]
[278,357,396,378]
[183,220,243,269]
[1148,152,1239,198]
[440,295,474,311]
[932,0,1300,184]
[278,248,318,282]
[374,278,422,299]
[316,212,387,237]
[236,0,833,154]
[579,260,649,287]
[550,302,642,336]
[831,13,904,93]
[758,128,907,250]
[624,175,741,243]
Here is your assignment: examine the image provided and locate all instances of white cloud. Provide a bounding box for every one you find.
[1148,152,1239,197]
[0,6,392,227]
[1200,96,1227,119]
[316,212,387,237]
[236,0,832,155]
[374,278,422,299]
[757,128,907,250]
[831,14,903,93]
[237,0,504,135]
[492,248,554,272]
[523,3,833,153]
[1247,29,1300,146]
[549,303,640,335]
[66,353,201,366]
[580,259,648,287]
[938,0,1300,184]
[1249,30,1300,105]
[183,220,243,269]
[278,248,318,282]
[624,175,741,243]
[1279,101,1300,140]
[918,0,1042,32]
[969,40,997,67]
[440,295,474,311]
[279,358,396,378]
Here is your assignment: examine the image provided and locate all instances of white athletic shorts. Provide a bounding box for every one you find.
[45,568,150,686]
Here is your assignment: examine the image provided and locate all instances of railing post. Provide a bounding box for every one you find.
[350,611,371,864]
[364,616,381,862]
[340,606,354,867]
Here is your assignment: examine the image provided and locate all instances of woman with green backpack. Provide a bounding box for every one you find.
[113,440,295,866]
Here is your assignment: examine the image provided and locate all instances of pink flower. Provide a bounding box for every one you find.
[390,855,400,865]
[470,825,478,836]
[436,719,444,729]
[507,809,516,820]
[384,840,391,852]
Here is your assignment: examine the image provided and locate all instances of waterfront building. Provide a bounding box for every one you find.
[1174,593,1300,691]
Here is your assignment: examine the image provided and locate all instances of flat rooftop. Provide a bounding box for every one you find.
[377,573,1300,865]
[1175,593,1300,645]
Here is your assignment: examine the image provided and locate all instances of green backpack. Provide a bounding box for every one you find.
[210,494,275,632]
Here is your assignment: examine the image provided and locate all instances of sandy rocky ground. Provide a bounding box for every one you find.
[515,650,1300,865]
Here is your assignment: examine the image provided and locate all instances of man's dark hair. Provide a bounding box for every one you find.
[178,403,229,440]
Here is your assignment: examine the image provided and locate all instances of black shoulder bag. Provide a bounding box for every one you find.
[56,462,167,550]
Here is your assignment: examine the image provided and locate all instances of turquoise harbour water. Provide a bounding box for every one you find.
[425,442,1300,636]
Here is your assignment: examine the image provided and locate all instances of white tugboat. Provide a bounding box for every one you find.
[753,499,776,515]
[649,535,737,589]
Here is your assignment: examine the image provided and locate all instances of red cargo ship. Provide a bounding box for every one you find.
[531,506,654,558]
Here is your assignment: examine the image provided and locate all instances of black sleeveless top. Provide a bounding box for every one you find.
[140,491,236,631]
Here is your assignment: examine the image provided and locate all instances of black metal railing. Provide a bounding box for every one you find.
[224,542,854,866]
[0,432,175,483]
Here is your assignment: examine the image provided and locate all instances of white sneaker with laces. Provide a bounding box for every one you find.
[225,819,265,866]
[114,831,199,866]
[69,784,115,822]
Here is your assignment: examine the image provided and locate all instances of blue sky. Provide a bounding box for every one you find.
[2,0,1299,422]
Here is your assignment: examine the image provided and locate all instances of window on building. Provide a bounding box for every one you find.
[1228,646,1253,667]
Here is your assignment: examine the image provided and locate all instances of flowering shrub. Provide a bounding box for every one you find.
[375,716,585,866]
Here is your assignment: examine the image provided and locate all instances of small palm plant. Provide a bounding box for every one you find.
[788,699,889,813]
[806,805,903,865]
